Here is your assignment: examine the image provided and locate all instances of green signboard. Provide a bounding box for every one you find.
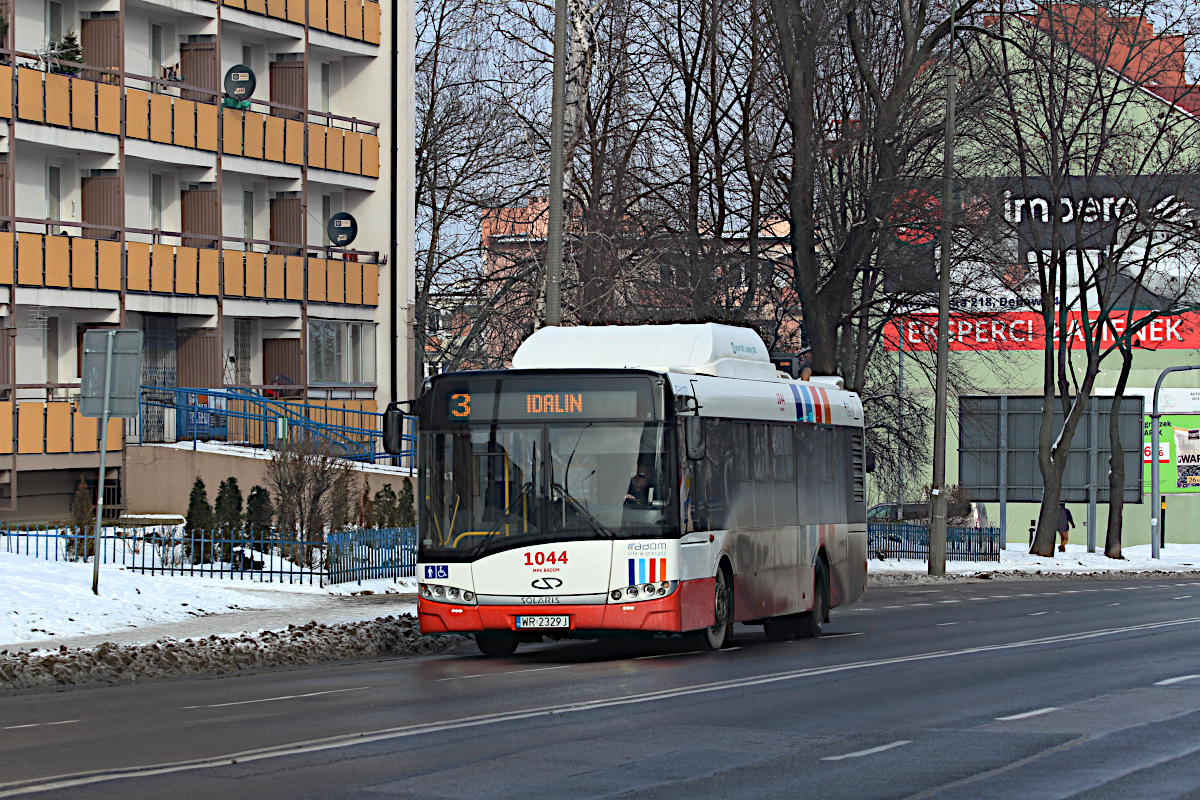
[1143,414,1200,493]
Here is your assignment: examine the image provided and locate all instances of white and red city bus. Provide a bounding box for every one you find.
[385,323,868,656]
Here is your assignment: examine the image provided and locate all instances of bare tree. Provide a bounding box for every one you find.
[263,437,354,563]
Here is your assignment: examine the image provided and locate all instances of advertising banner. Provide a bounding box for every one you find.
[885,310,1200,351]
[1143,414,1200,494]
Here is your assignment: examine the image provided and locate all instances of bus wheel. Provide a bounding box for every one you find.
[700,566,733,651]
[475,632,519,657]
[796,561,828,639]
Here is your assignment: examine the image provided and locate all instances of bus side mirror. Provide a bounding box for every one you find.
[383,402,406,455]
[865,448,876,473]
[685,416,706,461]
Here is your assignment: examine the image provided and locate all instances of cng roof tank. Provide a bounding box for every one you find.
[511,323,780,381]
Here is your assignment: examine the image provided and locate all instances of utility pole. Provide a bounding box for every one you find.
[544,0,567,327]
[929,11,956,577]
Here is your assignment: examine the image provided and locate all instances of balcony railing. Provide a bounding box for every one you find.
[0,394,123,457]
[220,0,381,45]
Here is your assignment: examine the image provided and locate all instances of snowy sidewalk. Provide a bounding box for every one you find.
[869,542,1200,580]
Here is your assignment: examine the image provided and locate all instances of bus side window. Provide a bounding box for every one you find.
[705,419,730,530]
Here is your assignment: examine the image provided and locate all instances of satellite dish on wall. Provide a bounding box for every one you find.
[224,65,257,100]
[327,212,358,247]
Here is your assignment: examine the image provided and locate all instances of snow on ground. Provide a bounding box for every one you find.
[870,542,1200,577]
[325,576,418,596]
[0,549,336,646]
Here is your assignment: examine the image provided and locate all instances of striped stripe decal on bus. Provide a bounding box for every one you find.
[789,384,831,424]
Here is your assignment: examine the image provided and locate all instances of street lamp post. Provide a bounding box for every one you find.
[1150,365,1200,558]
[544,0,567,327]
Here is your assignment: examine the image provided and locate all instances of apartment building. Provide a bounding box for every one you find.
[0,0,414,520]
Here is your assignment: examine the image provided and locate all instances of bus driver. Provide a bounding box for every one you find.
[625,457,656,505]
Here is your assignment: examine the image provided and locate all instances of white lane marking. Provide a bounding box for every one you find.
[1174,596,1193,600]
[1155,674,1200,686]
[1107,603,1122,607]
[183,687,367,709]
[990,595,1012,599]
[882,605,902,609]
[2,721,78,731]
[821,740,911,761]
[1028,612,1048,616]
[912,603,933,607]
[936,622,960,627]
[939,600,962,604]
[437,665,572,681]
[633,646,742,660]
[8,615,1200,798]
[996,707,1059,721]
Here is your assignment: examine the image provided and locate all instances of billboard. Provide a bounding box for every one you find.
[886,310,1200,351]
[1143,413,1200,494]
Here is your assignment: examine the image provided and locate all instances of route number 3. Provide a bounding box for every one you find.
[525,551,568,566]
[450,393,471,418]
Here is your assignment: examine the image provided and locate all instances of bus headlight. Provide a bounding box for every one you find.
[432,585,444,597]
[610,580,678,603]
[463,591,474,602]
[611,590,623,600]
[643,584,655,595]
[447,587,460,600]
[627,586,638,598]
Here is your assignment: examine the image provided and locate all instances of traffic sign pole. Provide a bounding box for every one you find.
[92,331,114,595]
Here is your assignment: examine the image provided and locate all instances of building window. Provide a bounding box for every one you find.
[46,166,60,232]
[150,173,163,234]
[150,24,163,80]
[46,1,62,44]
[322,195,331,244]
[320,63,331,113]
[242,45,253,70]
[242,190,254,248]
[308,320,376,384]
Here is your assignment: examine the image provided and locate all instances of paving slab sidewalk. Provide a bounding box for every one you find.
[1,593,418,654]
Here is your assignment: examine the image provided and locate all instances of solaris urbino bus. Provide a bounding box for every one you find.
[383,323,868,657]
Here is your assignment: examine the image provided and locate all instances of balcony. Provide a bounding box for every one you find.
[0,399,123,457]
[221,0,381,44]
[1,228,380,306]
[8,67,380,179]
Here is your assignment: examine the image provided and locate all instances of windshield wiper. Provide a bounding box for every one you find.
[551,481,617,539]
[471,481,537,556]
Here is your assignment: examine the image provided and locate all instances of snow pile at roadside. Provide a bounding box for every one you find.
[0,550,322,645]
[870,543,1200,583]
[0,616,465,691]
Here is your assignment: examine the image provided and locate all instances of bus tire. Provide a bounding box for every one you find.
[699,564,734,651]
[475,632,519,657]
[797,561,828,639]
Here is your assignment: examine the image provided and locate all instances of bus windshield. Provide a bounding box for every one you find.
[419,422,676,559]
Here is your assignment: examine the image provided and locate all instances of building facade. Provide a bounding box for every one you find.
[0,0,414,520]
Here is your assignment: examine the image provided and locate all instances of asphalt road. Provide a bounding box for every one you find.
[4,576,1200,799]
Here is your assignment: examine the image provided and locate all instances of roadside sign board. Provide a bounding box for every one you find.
[81,330,143,418]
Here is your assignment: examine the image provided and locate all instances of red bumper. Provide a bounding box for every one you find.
[418,593,683,634]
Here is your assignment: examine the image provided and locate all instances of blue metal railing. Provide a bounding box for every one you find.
[3,525,417,586]
[138,386,417,466]
[868,523,1001,562]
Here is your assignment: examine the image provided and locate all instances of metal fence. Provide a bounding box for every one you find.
[868,523,1001,562]
[2,525,418,586]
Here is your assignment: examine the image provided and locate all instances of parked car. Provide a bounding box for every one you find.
[867,501,990,528]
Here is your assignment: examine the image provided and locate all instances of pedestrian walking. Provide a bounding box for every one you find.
[1056,501,1075,552]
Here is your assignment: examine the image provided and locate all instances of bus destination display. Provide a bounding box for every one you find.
[430,377,655,423]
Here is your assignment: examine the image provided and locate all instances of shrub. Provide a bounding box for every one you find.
[397,478,416,527]
[244,485,274,534]
[184,477,214,563]
[214,477,244,535]
[372,484,400,528]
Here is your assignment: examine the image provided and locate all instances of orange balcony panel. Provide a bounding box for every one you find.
[72,238,97,289]
[175,247,198,294]
[309,0,328,30]
[196,103,218,150]
[343,130,361,174]
[150,92,173,143]
[362,134,379,178]
[17,233,43,286]
[152,244,175,293]
[326,260,345,303]
[363,262,378,305]
[247,0,266,13]
[0,67,11,119]
[73,409,96,452]
[307,257,326,301]
[44,235,69,287]
[198,248,220,295]
[45,72,70,127]
[347,0,363,39]
[106,418,122,451]
[266,254,285,298]
[174,99,196,148]
[223,250,245,296]
[97,240,121,290]
[328,0,345,36]
[17,68,42,122]
[308,125,326,169]
[0,401,12,454]
[266,0,286,18]
[71,79,96,131]
[286,0,305,23]
[344,261,362,305]
[0,231,14,284]
[244,251,265,297]
[17,402,42,454]
[97,83,121,134]
[243,112,264,160]
[285,255,304,300]
[224,0,245,8]
[284,118,304,165]
[127,242,151,291]
[126,89,150,140]
[326,127,344,172]
[364,1,380,44]
[265,115,285,162]
[46,402,71,453]
[223,108,243,155]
